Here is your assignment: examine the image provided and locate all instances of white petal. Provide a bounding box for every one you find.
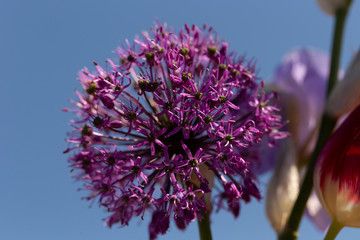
[336,186,360,227]
[266,139,300,234]
[326,49,360,118]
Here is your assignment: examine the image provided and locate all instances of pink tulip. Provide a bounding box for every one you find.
[314,103,360,227]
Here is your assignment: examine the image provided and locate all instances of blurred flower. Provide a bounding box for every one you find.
[64,23,287,239]
[266,139,300,234]
[314,104,360,227]
[265,48,333,233]
[326,48,360,118]
[269,48,330,157]
[317,0,349,15]
[306,191,332,231]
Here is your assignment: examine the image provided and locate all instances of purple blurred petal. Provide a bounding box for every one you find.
[272,47,329,149]
[306,191,331,232]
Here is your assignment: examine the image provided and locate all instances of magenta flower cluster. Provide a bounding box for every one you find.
[64,23,286,239]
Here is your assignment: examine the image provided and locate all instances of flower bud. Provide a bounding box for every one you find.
[314,104,360,227]
[326,49,360,118]
[316,0,349,15]
[266,140,300,234]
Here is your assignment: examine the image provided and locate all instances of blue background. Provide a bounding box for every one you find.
[1,0,360,239]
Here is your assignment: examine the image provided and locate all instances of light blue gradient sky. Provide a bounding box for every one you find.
[1,0,360,239]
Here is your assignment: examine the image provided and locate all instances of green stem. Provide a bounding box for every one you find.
[278,2,352,239]
[324,221,344,240]
[326,1,352,96]
[197,211,213,240]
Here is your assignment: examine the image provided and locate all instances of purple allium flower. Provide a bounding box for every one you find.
[65,23,286,239]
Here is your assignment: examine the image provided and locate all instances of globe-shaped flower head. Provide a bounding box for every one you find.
[65,23,287,239]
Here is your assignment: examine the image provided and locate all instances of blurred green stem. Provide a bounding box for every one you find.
[324,221,343,240]
[278,1,352,239]
[197,211,213,240]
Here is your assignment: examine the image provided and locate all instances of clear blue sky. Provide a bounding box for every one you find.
[1,0,360,239]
